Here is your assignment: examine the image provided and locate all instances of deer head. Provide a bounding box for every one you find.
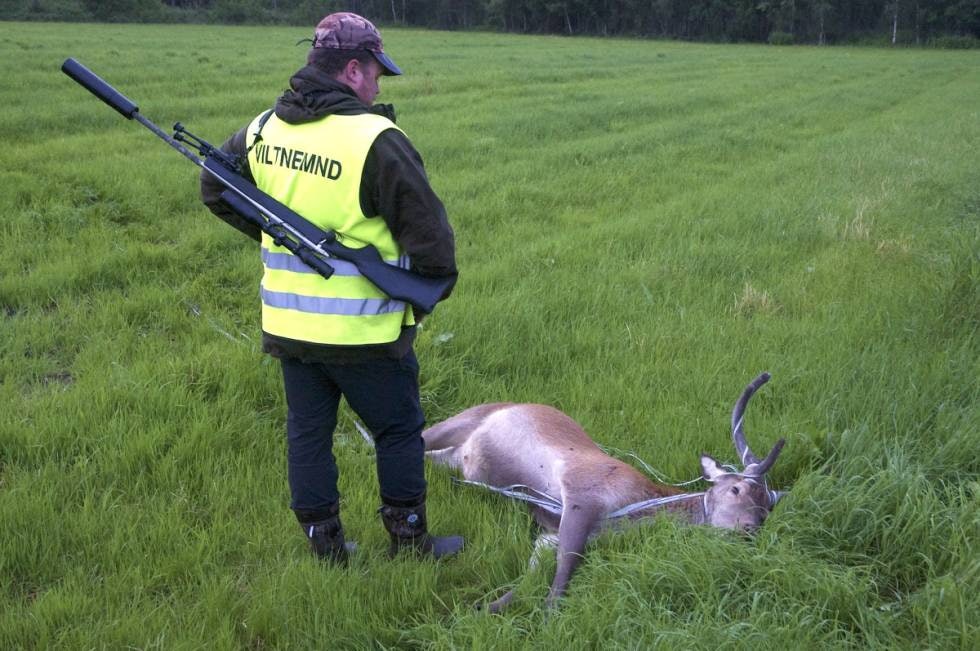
[700,372,786,531]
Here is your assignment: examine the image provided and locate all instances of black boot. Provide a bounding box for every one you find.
[379,494,464,560]
[295,503,355,564]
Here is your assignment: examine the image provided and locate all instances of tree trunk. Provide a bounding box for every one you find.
[914,1,920,44]
[892,4,899,45]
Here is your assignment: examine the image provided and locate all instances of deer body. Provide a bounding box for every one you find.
[425,403,693,526]
[422,374,785,612]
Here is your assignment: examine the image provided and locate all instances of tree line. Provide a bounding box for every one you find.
[4,0,978,46]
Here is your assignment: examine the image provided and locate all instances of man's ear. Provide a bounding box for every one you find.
[340,58,361,83]
[700,454,727,482]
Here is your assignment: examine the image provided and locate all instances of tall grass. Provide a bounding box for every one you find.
[1,21,977,649]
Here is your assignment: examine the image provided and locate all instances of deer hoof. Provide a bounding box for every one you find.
[483,589,515,614]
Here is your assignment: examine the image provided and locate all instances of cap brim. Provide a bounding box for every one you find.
[372,50,402,76]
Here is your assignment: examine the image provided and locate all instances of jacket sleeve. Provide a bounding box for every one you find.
[199,126,262,242]
[361,129,458,301]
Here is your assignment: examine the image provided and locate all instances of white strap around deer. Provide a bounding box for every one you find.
[451,477,709,521]
[451,478,565,515]
[605,492,707,519]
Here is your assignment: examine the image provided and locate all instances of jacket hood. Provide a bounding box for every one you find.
[275,64,395,124]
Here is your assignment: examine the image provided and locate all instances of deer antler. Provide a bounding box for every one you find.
[731,372,785,476]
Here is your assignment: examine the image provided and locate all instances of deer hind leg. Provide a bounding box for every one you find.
[423,404,513,469]
[425,446,462,469]
[545,505,602,610]
[420,416,468,469]
[422,403,512,452]
[485,532,559,614]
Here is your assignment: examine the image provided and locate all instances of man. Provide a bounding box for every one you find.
[200,12,462,563]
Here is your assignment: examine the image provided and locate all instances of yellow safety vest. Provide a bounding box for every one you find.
[246,111,415,345]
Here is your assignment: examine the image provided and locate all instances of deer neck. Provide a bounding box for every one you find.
[620,489,707,525]
[669,492,707,525]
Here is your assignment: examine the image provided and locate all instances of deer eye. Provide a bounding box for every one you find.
[730,486,740,496]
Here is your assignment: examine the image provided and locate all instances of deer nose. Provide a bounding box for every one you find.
[736,515,765,534]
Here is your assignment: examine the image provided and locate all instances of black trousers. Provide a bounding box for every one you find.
[280,351,427,517]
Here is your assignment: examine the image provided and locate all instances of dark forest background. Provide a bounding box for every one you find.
[2,0,978,46]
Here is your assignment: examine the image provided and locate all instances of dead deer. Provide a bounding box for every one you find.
[421,372,786,612]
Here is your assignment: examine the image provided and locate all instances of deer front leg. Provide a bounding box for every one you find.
[485,589,515,614]
[485,532,558,614]
[545,505,601,610]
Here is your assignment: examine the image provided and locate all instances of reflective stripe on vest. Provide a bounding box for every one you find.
[260,288,405,316]
[246,111,414,345]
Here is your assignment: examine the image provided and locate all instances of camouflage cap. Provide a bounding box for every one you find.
[311,12,402,76]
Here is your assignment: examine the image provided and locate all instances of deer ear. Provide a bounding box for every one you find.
[700,454,726,482]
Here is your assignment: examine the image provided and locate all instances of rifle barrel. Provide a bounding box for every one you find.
[62,58,205,167]
[61,58,139,119]
[62,57,453,313]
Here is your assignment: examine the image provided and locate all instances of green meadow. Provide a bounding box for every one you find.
[1,20,978,649]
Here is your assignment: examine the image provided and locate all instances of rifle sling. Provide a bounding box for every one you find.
[240,108,274,168]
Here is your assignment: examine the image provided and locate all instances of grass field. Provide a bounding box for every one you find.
[1,20,978,649]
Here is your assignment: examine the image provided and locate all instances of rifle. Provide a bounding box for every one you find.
[61,58,452,314]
